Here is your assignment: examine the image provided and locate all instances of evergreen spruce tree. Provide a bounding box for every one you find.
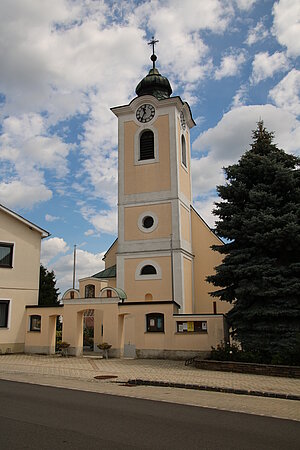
[207,122,300,364]
[38,264,60,306]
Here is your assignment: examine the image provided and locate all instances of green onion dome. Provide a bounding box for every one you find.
[135,67,172,100]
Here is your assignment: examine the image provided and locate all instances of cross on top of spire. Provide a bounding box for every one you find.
[148,36,159,69]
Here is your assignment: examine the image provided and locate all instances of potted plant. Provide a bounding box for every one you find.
[59,341,70,357]
[97,343,112,359]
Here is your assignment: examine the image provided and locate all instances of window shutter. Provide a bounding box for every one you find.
[140,130,154,160]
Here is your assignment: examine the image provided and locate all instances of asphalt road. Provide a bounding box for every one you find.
[0,380,299,450]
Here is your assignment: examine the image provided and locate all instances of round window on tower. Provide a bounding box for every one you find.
[142,216,154,229]
[138,212,158,233]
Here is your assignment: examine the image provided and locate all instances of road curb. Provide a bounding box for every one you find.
[127,379,300,401]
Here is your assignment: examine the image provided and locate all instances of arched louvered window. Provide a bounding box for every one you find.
[181,135,187,168]
[140,265,157,275]
[140,130,154,160]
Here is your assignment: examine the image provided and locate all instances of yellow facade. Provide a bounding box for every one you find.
[191,207,230,315]
[124,115,171,195]
[0,211,42,290]
[183,256,193,314]
[124,256,171,301]
[21,58,230,359]
[25,302,226,358]
[124,202,172,241]
[178,119,192,202]
[180,204,191,243]
[103,239,117,268]
[0,206,48,353]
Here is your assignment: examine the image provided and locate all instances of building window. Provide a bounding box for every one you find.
[140,130,154,160]
[181,135,187,168]
[146,313,164,332]
[176,321,207,333]
[135,260,162,280]
[0,301,9,328]
[145,293,153,301]
[142,216,154,229]
[107,289,112,298]
[141,265,157,275]
[138,212,158,233]
[85,284,95,298]
[30,315,41,332]
[0,243,13,268]
[70,291,74,299]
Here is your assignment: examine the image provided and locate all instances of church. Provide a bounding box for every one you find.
[24,43,230,358]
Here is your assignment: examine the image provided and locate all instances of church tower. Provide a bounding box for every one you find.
[111,40,195,313]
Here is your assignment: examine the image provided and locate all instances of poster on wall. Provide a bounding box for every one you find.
[187,321,194,332]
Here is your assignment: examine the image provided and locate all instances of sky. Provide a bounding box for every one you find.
[0,0,299,295]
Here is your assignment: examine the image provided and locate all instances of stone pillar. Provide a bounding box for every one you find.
[62,307,83,356]
[94,309,103,352]
[48,315,57,355]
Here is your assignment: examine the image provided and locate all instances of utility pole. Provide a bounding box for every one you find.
[72,244,77,289]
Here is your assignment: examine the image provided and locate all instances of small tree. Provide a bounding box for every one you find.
[38,264,60,306]
[207,122,300,364]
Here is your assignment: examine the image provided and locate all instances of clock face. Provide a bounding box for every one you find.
[180,111,186,130]
[136,104,155,123]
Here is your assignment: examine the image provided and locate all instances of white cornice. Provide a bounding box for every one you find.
[111,95,195,128]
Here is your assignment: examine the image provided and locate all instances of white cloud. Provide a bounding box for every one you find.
[192,157,225,198]
[192,104,300,196]
[235,0,257,10]
[215,51,246,80]
[272,0,300,57]
[133,0,234,96]
[136,0,234,35]
[0,0,251,215]
[0,113,71,209]
[52,249,105,295]
[80,206,117,236]
[45,214,59,222]
[0,180,52,209]
[41,237,69,265]
[245,19,269,45]
[269,69,300,116]
[84,229,94,236]
[194,196,220,229]
[251,51,289,84]
[0,2,147,212]
[231,84,248,108]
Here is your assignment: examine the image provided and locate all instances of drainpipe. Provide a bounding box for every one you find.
[170,234,174,302]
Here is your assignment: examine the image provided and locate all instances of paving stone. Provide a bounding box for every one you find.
[0,354,299,403]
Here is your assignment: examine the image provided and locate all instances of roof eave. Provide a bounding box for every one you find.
[0,204,50,238]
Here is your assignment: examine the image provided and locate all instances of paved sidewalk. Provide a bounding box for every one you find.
[1,354,299,422]
[0,354,299,397]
